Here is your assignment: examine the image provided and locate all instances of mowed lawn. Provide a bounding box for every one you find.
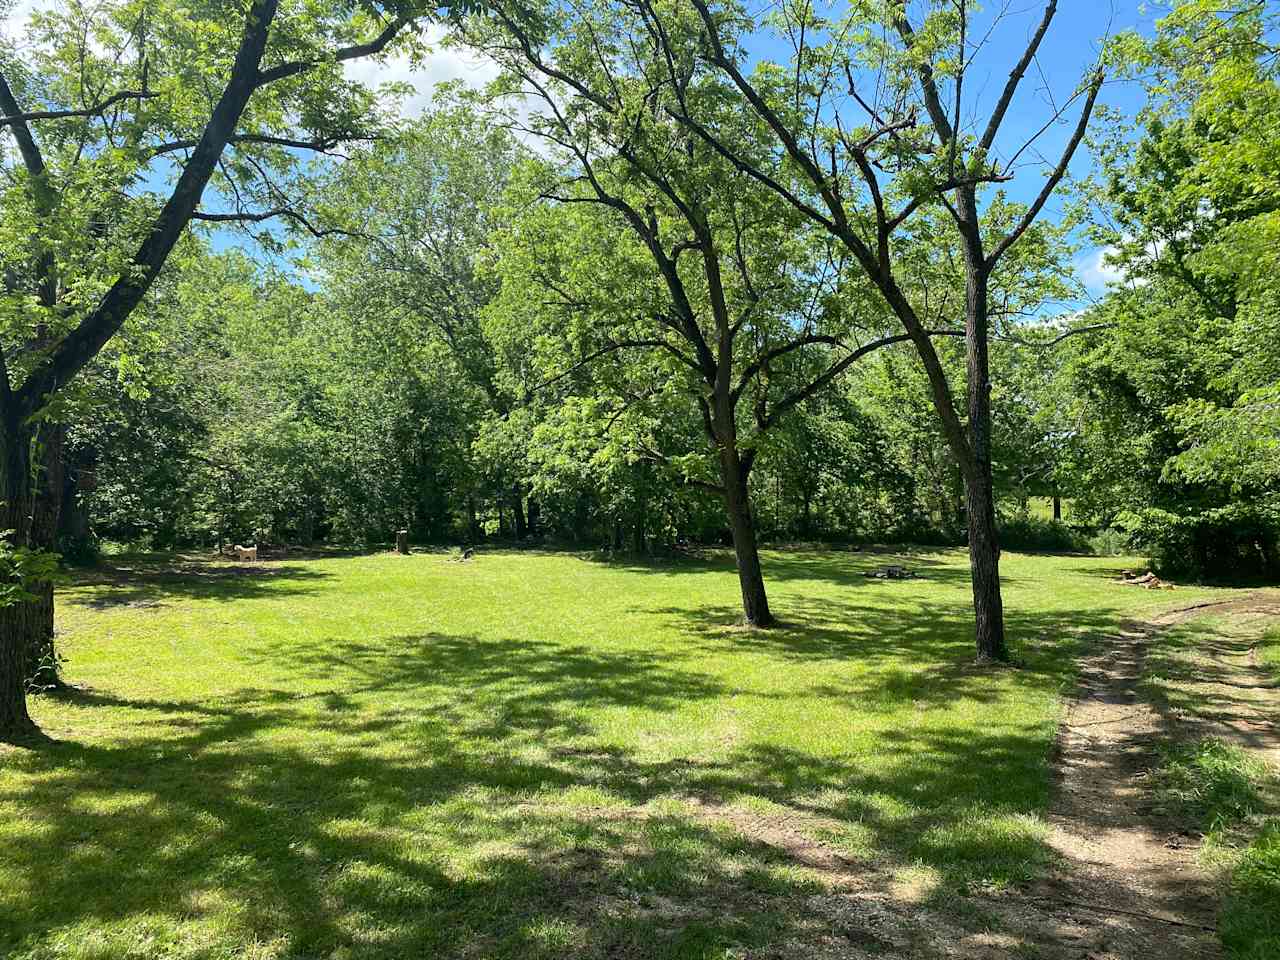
[0,548,1228,959]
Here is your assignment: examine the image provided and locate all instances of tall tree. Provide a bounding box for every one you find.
[0,0,434,740]
[471,2,967,624]
[639,0,1103,659]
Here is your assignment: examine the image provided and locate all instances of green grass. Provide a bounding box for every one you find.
[0,547,1225,959]
[1149,739,1270,833]
[1261,626,1280,679]
[1222,822,1280,959]
[1148,740,1279,960]
[1143,615,1280,960]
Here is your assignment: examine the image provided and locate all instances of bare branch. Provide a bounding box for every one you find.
[987,69,1103,266]
[255,17,410,87]
[0,88,157,127]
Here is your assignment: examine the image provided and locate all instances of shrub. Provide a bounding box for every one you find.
[1115,504,1280,581]
[997,516,1092,553]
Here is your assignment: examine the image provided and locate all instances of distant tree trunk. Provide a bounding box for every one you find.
[613,517,624,551]
[467,496,480,542]
[1053,495,1062,521]
[526,497,540,537]
[299,505,315,546]
[0,415,38,741]
[718,446,772,627]
[632,498,646,554]
[512,488,527,540]
[57,448,91,546]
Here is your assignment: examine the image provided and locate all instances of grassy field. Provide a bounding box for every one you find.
[1143,613,1280,960]
[0,547,1230,959]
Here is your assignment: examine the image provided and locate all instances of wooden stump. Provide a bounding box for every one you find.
[395,530,409,555]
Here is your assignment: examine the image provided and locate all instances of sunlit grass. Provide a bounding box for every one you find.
[0,547,1228,959]
[1143,614,1280,960]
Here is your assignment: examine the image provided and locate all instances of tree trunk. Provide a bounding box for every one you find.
[26,424,64,691]
[719,451,773,627]
[962,260,1008,662]
[512,488,527,540]
[964,473,1006,661]
[0,416,38,741]
[526,497,540,537]
[632,498,646,555]
[1053,495,1062,521]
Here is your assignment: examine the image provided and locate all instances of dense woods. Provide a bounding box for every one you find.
[3,0,1279,738]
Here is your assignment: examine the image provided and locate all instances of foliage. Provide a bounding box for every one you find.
[0,531,59,608]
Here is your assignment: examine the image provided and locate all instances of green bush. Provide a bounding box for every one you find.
[1115,504,1280,581]
[997,516,1092,553]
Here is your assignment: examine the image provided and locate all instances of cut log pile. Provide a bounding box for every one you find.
[1118,569,1176,590]
[862,564,919,580]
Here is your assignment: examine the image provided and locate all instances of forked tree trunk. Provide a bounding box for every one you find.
[719,450,772,627]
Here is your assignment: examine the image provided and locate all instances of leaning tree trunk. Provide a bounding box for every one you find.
[0,416,38,740]
[963,262,1008,662]
[719,449,773,627]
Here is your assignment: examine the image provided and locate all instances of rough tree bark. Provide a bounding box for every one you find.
[0,414,37,738]
[719,448,771,626]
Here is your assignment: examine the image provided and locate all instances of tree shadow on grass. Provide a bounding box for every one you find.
[4,555,1183,960]
[6,686,1054,958]
[591,546,982,590]
[62,555,334,609]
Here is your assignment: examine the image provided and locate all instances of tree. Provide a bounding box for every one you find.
[471,4,958,624]
[635,0,1102,659]
[312,103,526,537]
[1065,0,1280,577]
[0,0,432,740]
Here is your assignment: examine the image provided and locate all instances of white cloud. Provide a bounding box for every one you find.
[1,0,47,44]
[342,25,501,119]
[1075,246,1128,293]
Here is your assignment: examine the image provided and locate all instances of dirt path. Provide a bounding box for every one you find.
[963,593,1280,959]
[727,593,1280,958]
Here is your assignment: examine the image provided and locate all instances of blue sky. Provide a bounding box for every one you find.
[4,0,1168,302]
[346,2,1167,305]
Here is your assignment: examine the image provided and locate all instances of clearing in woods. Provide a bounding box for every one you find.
[0,548,1276,959]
